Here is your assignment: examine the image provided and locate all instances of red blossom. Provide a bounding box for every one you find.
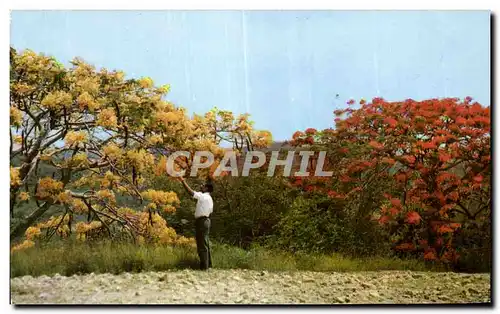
[455,117,466,124]
[340,175,352,183]
[292,131,303,139]
[402,155,416,164]
[378,215,390,225]
[389,207,400,216]
[327,190,344,199]
[449,223,461,230]
[437,225,454,234]
[447,191,459,202]
[473,175,483,183]
[384,117,398,128]
[436,237,444,246]
[381,157,396,165]
[424,250,437,261]
[395,243,415,251]
[418,239,428,247]
[438,152,452,162]
[369,141,384,150]
[305,128,317,135]
[422,142,437,149]
[406,211,421,224]
[395,173,407,182]
[390,198,402,207]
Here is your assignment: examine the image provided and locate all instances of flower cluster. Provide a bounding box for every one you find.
[141,189,180,213]
[11,240,35,253]
[10,167,21,187]
[97,108,118,128]
[64,131,88,147]
[70,198,88,214]
[102,143,123,160]
[138,77,154,89]
[10,106,23,127]
[18,192,30,201]
[36,177,64,199]
[25,226,42,240]
[77,91,99,111]
[96,189,116,204]
[41,91,73,109]
[75,221,103,241]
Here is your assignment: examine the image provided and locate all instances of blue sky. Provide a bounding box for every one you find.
[10,10,490,141]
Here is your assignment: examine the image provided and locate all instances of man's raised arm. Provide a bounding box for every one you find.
[178,177,195,196]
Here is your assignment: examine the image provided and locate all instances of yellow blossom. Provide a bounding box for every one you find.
[75,77,99,95]
[155,111,183,125]
[147,134,163,145]
[10,167,21,187]
[56,225,70,237]
[115,71,125,81]
[97,108,118,128]
[141,189,180,206]
[18,192,30,201]
[103,143,122,160]
[41,91,73,109]
[64,131,87,147]
[11,240,35,253]
[13,83,36,95]
[71,198,88,214]
[159,84,171,94]
[25,226,41,240]
[36,177,64,199]
[55,190,72,204]
[75,221,102,234]
[77,91,99,111]
[10,106,22,127]
[13,135,23,144]
[138,77,154,89]
[96,189,116,203]
[67,153,89,168]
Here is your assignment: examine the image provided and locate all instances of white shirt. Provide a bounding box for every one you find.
[193,191,213,218]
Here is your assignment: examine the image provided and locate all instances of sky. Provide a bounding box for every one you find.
[10,10,490,141]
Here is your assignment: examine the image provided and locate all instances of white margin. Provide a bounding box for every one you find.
[2,1,496,313]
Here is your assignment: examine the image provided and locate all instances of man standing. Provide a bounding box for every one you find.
[178,177,214,270]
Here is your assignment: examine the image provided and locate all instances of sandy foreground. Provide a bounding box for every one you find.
[11,269,490,304]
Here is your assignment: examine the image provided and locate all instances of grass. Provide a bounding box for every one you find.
[10,240,446,278]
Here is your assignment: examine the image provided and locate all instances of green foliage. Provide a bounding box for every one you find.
[452,219,492,273]
[209,174,295,248]
[270,194,391,257]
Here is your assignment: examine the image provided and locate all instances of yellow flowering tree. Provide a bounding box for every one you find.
[10,47,271,249]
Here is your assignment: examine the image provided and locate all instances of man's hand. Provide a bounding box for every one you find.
[178,176,194,196]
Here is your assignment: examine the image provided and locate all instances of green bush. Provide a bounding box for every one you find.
[453,219,492,273]
[209,175,295,248]
[270,194,391,257]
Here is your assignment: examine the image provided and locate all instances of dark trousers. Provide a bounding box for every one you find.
[195,217,212,270]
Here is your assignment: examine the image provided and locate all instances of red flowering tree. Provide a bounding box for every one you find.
[291,97,491,264]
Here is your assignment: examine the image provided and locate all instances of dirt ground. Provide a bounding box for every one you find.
[11,269,491,304]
